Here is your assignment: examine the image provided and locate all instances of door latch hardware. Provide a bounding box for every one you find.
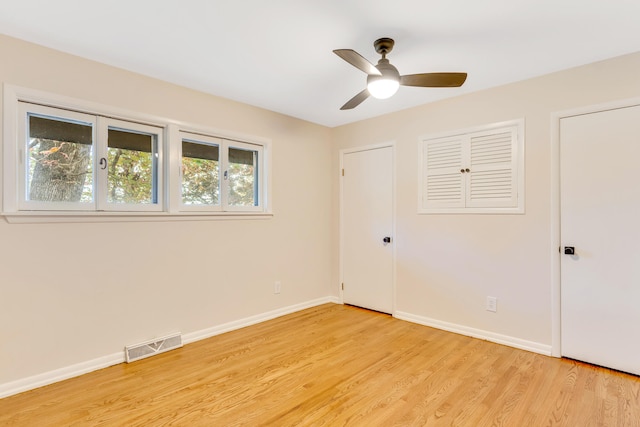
[383,237,391,244]
[564,246,575,255]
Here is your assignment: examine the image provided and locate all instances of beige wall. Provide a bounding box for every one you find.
[332,52,640,348]
[2,31,640,392]
[0,34,333,385]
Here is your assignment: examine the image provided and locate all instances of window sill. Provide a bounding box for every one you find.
[2,211,274,224]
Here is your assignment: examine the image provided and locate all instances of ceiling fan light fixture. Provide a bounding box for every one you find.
[367,58,400,100]
[334,37,468,110]
[367,76,400,99]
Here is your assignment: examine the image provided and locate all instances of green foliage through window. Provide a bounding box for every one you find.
[27,114,94,203]
[17,100,266,214]
[107,147,154,204]
[181,140,220,206]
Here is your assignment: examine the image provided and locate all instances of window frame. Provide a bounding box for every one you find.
[168,128,266,216]
[98,117,164,212]
[222,139,264,213]
[2,84,272,222]
[18,102,98,212]
[16,104,164,213]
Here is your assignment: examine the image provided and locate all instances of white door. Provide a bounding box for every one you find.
[560,104,640,375]
[342,145,394,314]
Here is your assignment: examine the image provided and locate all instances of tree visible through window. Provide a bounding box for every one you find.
[178,133,262,211]
[181,140,220,206]
[27,114,94,203]
[22,106,162,211]
[228,147,258,207]
[12,97,267,215]
[107,128,157,204]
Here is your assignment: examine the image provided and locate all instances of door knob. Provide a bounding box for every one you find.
[383,237,391,244]
[564,246,575,255]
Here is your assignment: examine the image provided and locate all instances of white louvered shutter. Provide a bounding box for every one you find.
[422,135,465,209]
[420,120,523,213]
[467,126,518,208]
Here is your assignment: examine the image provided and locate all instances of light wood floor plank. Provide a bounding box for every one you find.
[1,303,639,426]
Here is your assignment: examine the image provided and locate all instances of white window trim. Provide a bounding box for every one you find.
[418,118,525,214]
[2,84,272,223]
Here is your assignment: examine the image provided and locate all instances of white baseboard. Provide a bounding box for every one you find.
[394,311,552,356]
[0,352,124,399]
[183,296,339,344]
[0,296,339,399]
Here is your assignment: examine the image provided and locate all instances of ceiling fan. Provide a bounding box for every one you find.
[333,37,467,110]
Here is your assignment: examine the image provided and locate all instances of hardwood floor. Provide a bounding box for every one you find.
[1,303,639,426]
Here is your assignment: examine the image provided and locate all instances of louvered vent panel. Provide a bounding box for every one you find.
[125,333,183,363]
[426,173,462,201]
[469,169,512,200]
[470,132,512,166]
[420,122,521,212]
[426,139,462,169]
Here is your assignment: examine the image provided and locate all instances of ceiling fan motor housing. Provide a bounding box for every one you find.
[368,58,400,81]
[374,37,395,55]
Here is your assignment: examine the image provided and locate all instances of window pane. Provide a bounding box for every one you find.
[27,114,93,203]
[181,140,220,205]
[227,147,258,206]
[107,128,157,204]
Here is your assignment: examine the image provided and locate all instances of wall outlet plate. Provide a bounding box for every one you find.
[486,296,497,312]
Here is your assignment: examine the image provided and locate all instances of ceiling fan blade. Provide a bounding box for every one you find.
[340,89,370,110]
[400,72,467,87]
[333,49,382,76]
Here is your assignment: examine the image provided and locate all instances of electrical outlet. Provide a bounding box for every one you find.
[274,281,281,294]
[486,296,497,312]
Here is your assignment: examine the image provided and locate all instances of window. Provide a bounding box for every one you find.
[225,142,261,210]
[102,119,162,211]
[181,135,221,208]
[178,132,263,212]
[21,105,96,210]
[17,103,163,212]
[2,85,270,220]
[419,119,524,214]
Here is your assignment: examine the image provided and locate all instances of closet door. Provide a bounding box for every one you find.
[560,104,640,375]
[342,145,394,314]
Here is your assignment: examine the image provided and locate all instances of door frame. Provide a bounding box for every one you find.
[550,96,640,357]
[339,141,396,314]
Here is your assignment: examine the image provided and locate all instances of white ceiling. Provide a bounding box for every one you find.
[1,0,639,127]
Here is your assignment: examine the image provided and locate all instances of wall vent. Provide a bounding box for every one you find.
[125,333,183,363]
